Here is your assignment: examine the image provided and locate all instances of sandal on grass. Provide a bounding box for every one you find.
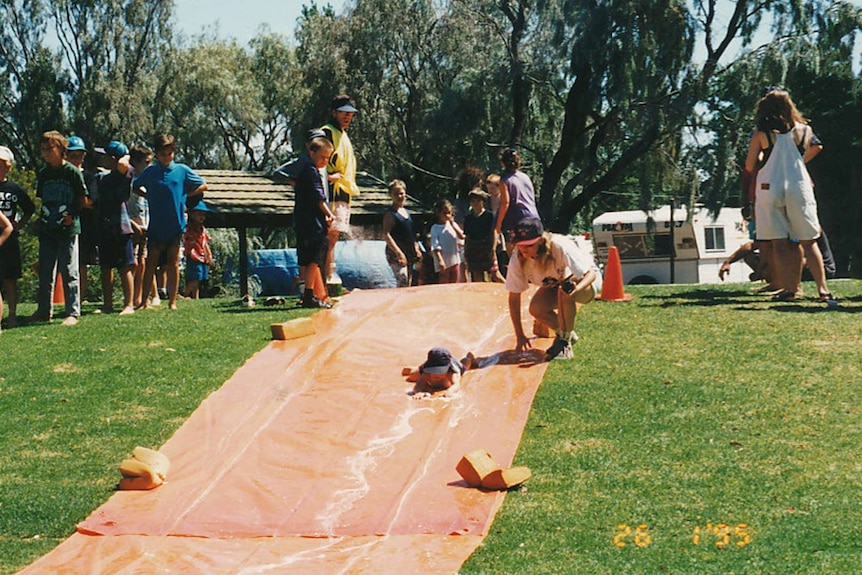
[818,292,836,302]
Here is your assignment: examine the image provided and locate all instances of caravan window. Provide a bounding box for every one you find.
[613,233,673,259]
[704,226,725,251]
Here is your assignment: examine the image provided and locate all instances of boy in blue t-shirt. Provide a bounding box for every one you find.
[133,134,207,310]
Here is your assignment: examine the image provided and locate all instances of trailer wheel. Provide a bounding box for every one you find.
[629,275,658,285]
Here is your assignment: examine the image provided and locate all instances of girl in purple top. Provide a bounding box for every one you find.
[493,148,539,253]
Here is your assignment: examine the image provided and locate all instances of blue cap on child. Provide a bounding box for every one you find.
[420,347,463,375]
[95,141,129,158]
[189,199,211,213]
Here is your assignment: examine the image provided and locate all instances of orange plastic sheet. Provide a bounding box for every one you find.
[21,283,549,574]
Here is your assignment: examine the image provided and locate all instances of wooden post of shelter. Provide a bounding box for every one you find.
[238,226,249,298]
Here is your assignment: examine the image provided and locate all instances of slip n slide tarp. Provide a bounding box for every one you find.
[20,283,550,574]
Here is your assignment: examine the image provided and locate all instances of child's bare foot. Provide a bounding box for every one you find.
[463,352,476,371]
[168,303,178,311]
[119,306,135,315]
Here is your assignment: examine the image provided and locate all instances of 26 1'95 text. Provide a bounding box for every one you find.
[614,523,752,549]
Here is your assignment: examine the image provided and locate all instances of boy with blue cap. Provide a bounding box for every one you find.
[183,199,214,299]
[95,141,135,314]
[405,347,476,396]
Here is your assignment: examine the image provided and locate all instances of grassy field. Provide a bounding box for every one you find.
[1,280,861,574]
[462,280,862,574]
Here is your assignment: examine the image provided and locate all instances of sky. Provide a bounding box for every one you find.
[173,0,347,45]
[174,1,860,69]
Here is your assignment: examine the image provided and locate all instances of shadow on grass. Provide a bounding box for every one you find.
[769,302,862,314]
[213,299,306,315]
[638,289,862,313]
[637,288,753,307]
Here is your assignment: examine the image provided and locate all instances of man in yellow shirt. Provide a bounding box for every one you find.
[321,94,359,279]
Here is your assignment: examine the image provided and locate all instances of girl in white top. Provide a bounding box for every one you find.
[505,217,602,360]
[430,198,464,284]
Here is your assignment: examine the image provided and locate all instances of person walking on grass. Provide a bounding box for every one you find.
[743,88,832,302]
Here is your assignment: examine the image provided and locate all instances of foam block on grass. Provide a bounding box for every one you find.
[455,449,500,488]
[481,466,532,491]
[132,447,170,480]
[271,317,316,340]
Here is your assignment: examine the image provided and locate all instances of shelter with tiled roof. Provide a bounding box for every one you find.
[195,170,429,296]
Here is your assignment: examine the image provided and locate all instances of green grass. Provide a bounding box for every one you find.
[2,281,861,574]
[462,280,862,575]
[0,298,313,574]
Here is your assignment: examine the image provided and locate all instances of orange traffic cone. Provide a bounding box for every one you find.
[598,246,631,301]
[52,273,64,305]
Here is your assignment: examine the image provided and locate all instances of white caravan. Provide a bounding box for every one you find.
[591,204,751,285]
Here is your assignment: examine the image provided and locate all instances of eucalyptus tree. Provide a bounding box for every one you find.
[0,1,68,167]
[156,31,304,171]
[462,0,862,233]
[293,0,504,200]
[248,32,304,171]
[50,0,173,146]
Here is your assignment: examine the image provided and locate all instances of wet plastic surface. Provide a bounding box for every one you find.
[20,283,549,574]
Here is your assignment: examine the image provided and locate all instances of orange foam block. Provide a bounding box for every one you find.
[270,317,316,340]
[456,449,501,487]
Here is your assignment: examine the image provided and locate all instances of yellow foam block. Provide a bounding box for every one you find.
[481,466,532,491]
[271,317,316,340]
[132,447,170,481]
[119,458,155,480]
[455,449,500,488]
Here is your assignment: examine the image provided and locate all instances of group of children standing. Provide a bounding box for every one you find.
[0,131,210,331]
[383,169,508,287]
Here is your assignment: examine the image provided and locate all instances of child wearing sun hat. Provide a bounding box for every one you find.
[404,347,477,395]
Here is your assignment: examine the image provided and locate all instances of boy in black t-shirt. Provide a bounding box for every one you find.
[0,145,35,328]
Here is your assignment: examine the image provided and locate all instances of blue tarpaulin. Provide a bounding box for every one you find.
[249,240,397,295]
